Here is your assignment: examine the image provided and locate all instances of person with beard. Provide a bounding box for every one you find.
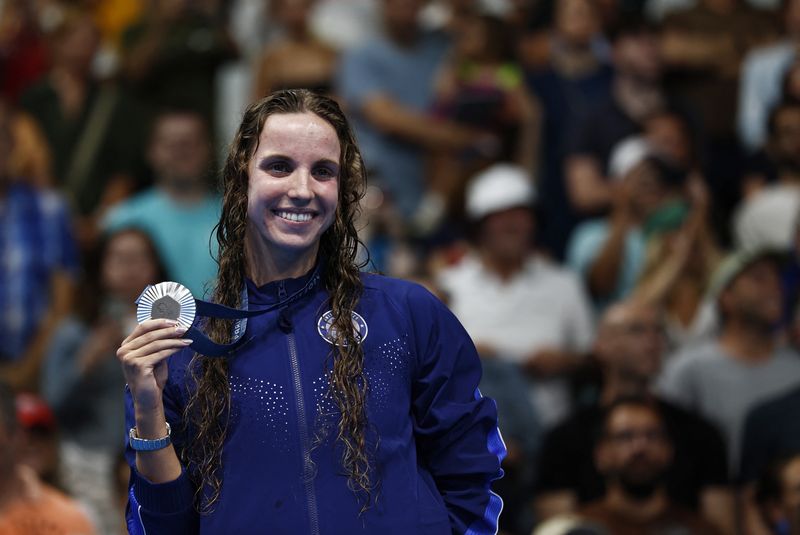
[578,397,721,535]
[534,299,733,534]
[659,249,800,475]
[103,106,220,297]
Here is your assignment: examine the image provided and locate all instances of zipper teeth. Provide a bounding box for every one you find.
[288,332,320,535]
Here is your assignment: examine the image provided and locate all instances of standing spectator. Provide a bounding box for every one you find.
[0,99,78,392]
[658,248,800,473]
[525,0,614,259]
[660,0,780,229]
[19,7,147,246]
[0,381,97,535]
[738,0,800,152]
[564,16,667,218]
[534,299,733,534]
[120,0,237,131]
[578,399,721,534]
[437,163,594,427]
[251,0,338,99]
[426,12,540,233]
[336,0,489,221]
[103,107,220,298]
[41,228,168,535]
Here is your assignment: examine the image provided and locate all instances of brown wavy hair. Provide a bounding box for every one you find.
[182,89,371,511]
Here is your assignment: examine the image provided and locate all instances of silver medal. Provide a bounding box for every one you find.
[136,281,196,329]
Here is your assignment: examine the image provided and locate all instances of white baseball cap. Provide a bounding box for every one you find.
[465,163,536,220]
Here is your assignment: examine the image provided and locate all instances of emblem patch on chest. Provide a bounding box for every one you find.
[317,310,368,346]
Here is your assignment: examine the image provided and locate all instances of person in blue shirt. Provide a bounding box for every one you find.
[117,89,505,534]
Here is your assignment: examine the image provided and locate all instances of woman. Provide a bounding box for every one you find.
[118,89,504,534]
[43,227,168,535]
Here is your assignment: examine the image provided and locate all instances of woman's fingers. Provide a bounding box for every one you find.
[121,319,181,346]
[119,337,192,364]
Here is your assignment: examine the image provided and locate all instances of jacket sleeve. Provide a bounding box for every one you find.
[407,283,506,535]
[124,383,199,535]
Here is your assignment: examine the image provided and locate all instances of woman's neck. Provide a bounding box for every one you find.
[244,232,318,286]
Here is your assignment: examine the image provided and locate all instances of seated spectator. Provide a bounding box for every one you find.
[252,0,338,99]
[633,175,722,350]
[437,163,594,428]
[103,106,220,297]
[436,163,590,533]
[19,6,147,245]
[41,228,168,535]
[534,298,732,534]
[754,453,800,535]
[0,381,97,534]
[14,393,60,487]
[658,249,800,474]
[579,398,721,535]
[566,143,686,310]
[0,99,78,392]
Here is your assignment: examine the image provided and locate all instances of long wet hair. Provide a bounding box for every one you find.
[182,89,370,511]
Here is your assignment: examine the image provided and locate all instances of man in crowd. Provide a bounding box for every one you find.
[103,106,220,297]
[534,298,733,534]
[579,398,721,534]
[659,249,800,474]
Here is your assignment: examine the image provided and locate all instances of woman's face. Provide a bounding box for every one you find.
[102,231,160,301]
[246,112,340,270]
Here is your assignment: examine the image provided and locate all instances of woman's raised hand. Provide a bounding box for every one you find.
[117,319,192,413]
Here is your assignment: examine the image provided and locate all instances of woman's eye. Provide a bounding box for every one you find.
[266,161,292,175]
[314,166,337,180]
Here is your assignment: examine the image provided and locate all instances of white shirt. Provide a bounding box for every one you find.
[438,253,595,425]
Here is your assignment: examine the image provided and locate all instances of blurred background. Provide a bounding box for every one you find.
[3,0,800,533]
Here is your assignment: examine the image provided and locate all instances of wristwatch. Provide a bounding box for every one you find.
[129,422,172,451]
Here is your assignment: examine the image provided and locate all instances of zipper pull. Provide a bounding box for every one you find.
[278,309,293,333]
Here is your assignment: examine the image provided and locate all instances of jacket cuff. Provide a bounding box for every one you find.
[132,467,195,514]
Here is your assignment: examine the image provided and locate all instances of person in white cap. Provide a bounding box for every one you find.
[437,162,594,428]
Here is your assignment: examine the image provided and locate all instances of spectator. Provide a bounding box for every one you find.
[0,99,78,392]
[566,144,686,310]
[741,101,800,198]
[737,0,800,151]
[0,0,48,103]
[754,453,800,535]
[41,228,168,535]
[579,398,722,534]
[336,0,490,220]
[564,15,667,218]
[119,0,237,131]
[658,248,800,473]
[534,299,733,534]
[14,393,59,487]
[103,106,220,298]
[437,163,594,427]
[252,0,338,99]
[426,12,540,233]
[524,0,614,260]
[633,175,722,350]
[0,381,97,535]
[19,7,147,244]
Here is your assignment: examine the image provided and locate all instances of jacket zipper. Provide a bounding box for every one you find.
[288,332,321,535]
[279,280,320,535]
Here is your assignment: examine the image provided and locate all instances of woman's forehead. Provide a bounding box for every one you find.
[255,112,340,161]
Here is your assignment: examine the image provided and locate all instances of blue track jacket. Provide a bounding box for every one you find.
[125,269,505,534]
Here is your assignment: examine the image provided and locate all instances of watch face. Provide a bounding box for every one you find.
[136,282,196,329]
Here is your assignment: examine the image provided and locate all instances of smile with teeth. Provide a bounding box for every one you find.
[275,210,314,222]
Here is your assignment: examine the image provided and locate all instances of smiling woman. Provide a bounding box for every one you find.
[116,89,505,535]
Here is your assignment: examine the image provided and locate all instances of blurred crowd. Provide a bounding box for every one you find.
[3,0,800,533]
